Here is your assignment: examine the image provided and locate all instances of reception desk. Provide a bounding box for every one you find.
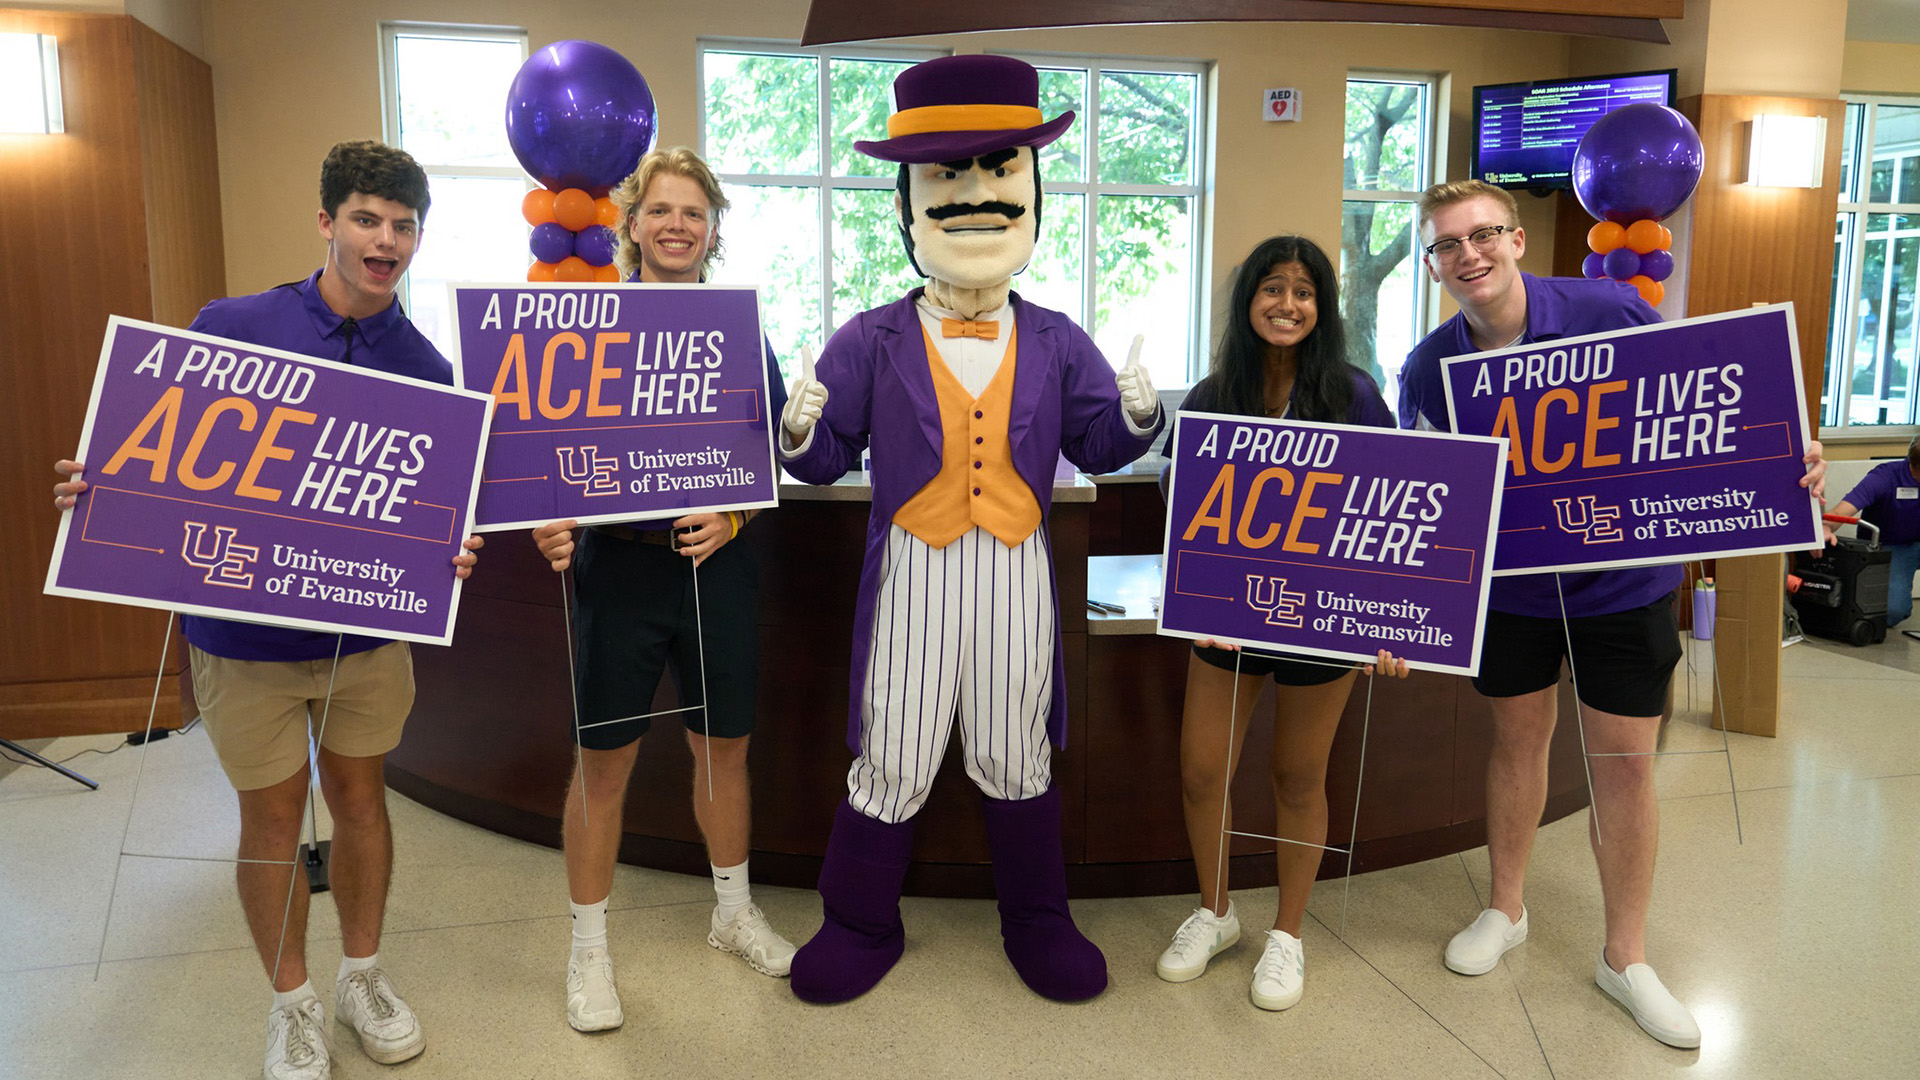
[392,472,1591,898]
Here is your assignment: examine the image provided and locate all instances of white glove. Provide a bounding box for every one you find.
[782,343,829,442]
[1116,334,1158,422]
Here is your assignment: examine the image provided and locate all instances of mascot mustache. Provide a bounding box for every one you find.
[925,200,1028,222]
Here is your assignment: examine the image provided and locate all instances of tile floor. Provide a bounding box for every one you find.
[2,635,1914,1079]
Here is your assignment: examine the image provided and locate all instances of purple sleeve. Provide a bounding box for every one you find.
[1349,368,1394,428]
[1843,461,1898,513]
[785,315,873,485]
[1055,316,1163,474]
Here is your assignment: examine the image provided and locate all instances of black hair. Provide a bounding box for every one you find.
[1200,235,1361,424]
[319,140,431,224]
[894,149,1044,278]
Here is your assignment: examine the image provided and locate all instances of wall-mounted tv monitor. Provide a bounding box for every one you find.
[1472,70,1678,191]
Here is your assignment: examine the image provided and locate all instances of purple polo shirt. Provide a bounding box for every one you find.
[180,270,452,661]
[1842,458,1920,544]
[1400,273,1680,618]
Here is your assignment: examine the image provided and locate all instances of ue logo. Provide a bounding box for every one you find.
[1552,495,1624,544]
[556,446,621,497]
[180,522,259,589]
[1245,574,1307,628]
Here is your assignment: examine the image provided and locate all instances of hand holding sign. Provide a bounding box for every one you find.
[783,343,829,442]
[531,519,580,572]
[53,459,87,510]
[1116,334,1158,422]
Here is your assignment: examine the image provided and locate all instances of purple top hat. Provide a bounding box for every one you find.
[854,54,1075,164]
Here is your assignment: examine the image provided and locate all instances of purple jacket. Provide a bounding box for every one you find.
[787,289,1164,750]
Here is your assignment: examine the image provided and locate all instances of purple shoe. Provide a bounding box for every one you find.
[790,800,914,1004]
[981,787,1108,1001]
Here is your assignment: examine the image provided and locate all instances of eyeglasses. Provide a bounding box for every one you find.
[1423,225,1511,260]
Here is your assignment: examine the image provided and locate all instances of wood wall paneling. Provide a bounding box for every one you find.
[0,13,221,737]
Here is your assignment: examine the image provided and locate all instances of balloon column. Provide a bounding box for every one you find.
[1571,103,1704,309]
[505,40,657,284]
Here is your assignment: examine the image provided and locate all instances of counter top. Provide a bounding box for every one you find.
[778,469,1098,503]
[1085,554,1162,635]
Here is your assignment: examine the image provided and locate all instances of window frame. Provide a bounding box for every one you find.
[696,39,947,343]
[1341,70,1444,398]
[377,21,531,317]
[1825,93,1920,442]
[993,50,1211,383]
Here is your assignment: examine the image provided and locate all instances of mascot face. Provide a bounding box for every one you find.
[900,146,1039,290]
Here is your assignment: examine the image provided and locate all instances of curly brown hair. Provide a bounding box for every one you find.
[320,141,430,223]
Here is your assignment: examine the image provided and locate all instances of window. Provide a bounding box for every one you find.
[1342,75,1438,407]
[380,24,530,358]
[701,45,1208,388]
[1826,97,1920,435]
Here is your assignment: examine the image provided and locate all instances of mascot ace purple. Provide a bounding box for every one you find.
[779,55,1164,1004]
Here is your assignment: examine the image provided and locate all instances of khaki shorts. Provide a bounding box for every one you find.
[190,642,414,791]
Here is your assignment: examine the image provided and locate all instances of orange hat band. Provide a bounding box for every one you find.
[888,104,1045,138]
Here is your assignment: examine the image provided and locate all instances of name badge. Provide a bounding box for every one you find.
[1897,486,1917,500]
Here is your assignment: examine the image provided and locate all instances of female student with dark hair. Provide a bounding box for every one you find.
[1154,234,1408,1011]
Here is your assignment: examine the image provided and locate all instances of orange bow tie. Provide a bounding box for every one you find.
[941,317,1000,341]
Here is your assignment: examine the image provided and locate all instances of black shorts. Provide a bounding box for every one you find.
[1193,643,1354,686]
[1472,592,1681,717]
[570,525,760,749]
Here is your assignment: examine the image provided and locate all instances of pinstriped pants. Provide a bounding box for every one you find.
[848,523,1056,824]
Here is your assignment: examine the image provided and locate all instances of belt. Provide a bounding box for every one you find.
[591,524,675,547]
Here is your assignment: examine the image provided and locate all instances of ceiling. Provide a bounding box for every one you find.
[1845,0,1920,44]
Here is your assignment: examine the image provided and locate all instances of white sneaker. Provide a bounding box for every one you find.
[708,903,797,977]
[1445,906,1528,975]
[263,997,330,1080]
[334,968,424,1064]
[1249,930,1305,1012]
[566,946,624,1032]
[1155,902,1241,983]
[1595,951,1701,1049]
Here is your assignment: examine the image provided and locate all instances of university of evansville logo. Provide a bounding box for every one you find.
[180,522,259,589]
[1552,494,1624,544]
[555,445,621,497]
[1245,574,1307,628]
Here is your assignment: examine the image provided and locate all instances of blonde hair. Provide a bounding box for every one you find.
[1417,180,1520,237]
[609,146,730,281]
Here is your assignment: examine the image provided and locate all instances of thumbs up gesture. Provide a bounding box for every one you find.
[1115,334,1158,423]
[782,343,829,441]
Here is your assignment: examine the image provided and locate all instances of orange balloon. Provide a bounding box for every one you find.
[522,188,556,228]
[1626,219,1665,255]
[555,256,594,282]
[1660,224,1674,248]
[1629,275,1664,307]
[527,260,558,282]
[595,197,619,228]
[1587,221,1627,254]
[593,262,620,283]
[553,188,596,233]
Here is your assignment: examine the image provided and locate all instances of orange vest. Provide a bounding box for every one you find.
[892,326,1042,549]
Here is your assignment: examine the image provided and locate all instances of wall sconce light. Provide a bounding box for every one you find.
[1745,114,1825,188]
[0,33,64,134]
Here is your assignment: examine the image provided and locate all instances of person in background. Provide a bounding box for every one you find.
[1827,434,1920,639]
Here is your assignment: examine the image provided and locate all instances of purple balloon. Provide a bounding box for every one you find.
[1639,248,1675,283]
[1602,247,1642,281]
[529,221,574,264]
[1582,252,1608,280]
[574,225,617,267]
[1571,104,1704,225]
[505,41,657,197]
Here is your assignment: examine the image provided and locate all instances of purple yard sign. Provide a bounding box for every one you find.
[45,317,492,645]
[1442,304,1823,575]
[1159,412,1507,675]
[449,283,779,531]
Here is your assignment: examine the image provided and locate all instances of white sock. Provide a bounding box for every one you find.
[337,952,377,983]
[712,860,751,923]
[270,981,318,1011]
[571,897,609,954]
